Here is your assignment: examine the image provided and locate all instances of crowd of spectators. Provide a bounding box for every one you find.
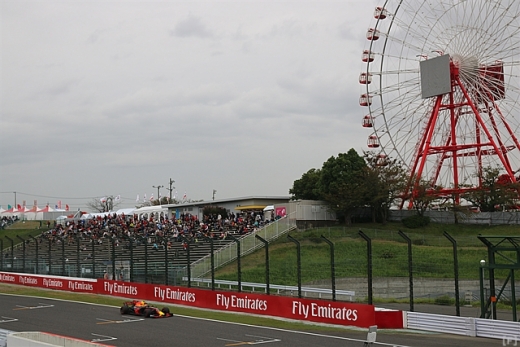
[40,210,271,251]
[1,216,19,230]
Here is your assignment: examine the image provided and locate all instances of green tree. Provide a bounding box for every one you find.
[410,178,441,216]
[317,149,367,225]
[463,166,520,212]
[362,152,407,224]
[289,168,322,200]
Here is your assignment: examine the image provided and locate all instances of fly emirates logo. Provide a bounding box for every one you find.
[103,282,138,295]
[292,301,358,321]
[154,287,195,302]
[216,293,267,311]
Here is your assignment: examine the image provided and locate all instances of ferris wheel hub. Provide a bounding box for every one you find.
[451,54,479,79]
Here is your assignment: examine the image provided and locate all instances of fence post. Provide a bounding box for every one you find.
[443,231,460,316]
[60,237,65,276]
[358,230,373,305]
[183,236,191,288]
[287,235,302,299]
[228,234,242,292]
[204,237,215,291]
[321,235,336,301]
[128,236,134,283]
[111,238,116,280]
[143,236,149,284]
[75,235,81,277]
[163,237,169,285]
[398,230,414,312]
[255,235,270,295]
[48,238,52,275]
[29,236,39,275]
[90,236,96,279]
[16,235,26,273]
[5,236,14,270]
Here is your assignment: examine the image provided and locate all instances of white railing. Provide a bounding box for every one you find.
[190,212,297,278]
[184,277,355,301]
[405,311,520,341]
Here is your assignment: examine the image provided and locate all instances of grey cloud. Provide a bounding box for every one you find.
[171,16,214,38]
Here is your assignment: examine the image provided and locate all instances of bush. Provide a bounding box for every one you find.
[402,215,430,228]
[434,295,455,306]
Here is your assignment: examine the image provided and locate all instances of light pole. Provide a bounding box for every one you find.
[152,185,164,205]
[212,189,217,201]
[168,178,175,203]
[13,191,16,208]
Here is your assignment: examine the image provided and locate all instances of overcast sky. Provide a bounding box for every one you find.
[1,0,379,211]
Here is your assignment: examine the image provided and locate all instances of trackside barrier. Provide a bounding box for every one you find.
[0,271,402,329]
[7,331,114,347]
[185,277,356,301]
[0,329,12,347]
[405,311,520,341]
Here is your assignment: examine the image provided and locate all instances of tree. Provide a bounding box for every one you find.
[362,152,407,224]
[86,196,120,213]
[317,149,367,225]
[410,178,441,216]
[463,166,520,212]
[289,168,322,200]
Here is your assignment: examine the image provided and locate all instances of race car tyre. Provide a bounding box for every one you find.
[143,308,154,318]
[161,307,170,314]
[120,305,131,315]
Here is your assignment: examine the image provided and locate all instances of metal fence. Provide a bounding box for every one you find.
[190,212,297,278]
[2,217,519,321]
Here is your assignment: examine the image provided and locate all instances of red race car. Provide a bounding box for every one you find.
[120,300,173,318]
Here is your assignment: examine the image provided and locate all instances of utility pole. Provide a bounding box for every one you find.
[152,185,164,205]
[212,189,217,201]
[13,191,16,208]
[167,178,175,203]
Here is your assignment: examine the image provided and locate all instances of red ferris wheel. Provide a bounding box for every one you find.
[360,0,520,208]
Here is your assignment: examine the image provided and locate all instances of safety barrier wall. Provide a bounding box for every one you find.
[405,311,520,341]
[7,332,113,347]
[0,271,401,329]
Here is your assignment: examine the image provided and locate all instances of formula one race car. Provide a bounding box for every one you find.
[120,300,173,318]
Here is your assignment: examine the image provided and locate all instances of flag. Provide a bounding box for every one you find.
[65,204,69,211]
[17,204,21,210]
[150,194,154,201]
[57,200,62,209]
[183,192,187,200]
[115,195,121,201]
[136,194,139,202]
[100,197,107,203]
[173,191,177,199]
[143,194,147,202]
[7,205,12,209]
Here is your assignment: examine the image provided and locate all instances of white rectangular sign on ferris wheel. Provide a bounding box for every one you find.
[420,54,451,99]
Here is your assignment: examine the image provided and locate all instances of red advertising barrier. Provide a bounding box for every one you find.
[0,272,403,329]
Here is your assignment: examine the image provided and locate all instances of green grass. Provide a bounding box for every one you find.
[1,221,48,242]
[214,222,517,285]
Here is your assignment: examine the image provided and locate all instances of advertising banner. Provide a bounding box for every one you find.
[1,272,402,328]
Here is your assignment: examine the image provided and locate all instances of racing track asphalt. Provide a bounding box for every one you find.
[0,294,509,347]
